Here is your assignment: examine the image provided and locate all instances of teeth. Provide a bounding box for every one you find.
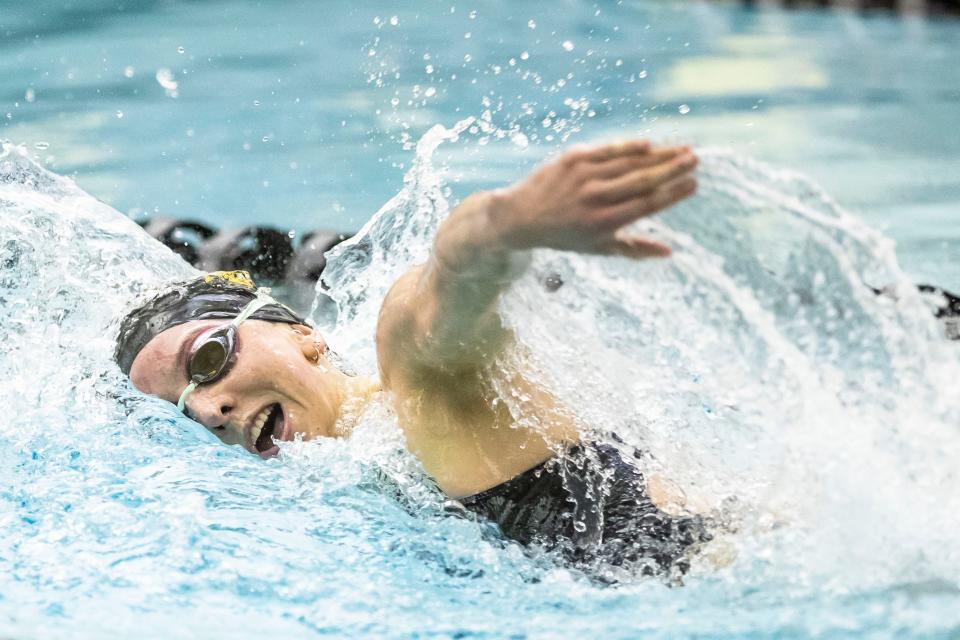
[251,406,271,444]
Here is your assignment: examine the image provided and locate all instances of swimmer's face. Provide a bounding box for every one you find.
[129,320,346,457]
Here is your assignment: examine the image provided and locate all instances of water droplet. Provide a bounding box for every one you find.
[34,141,49,150]
[424,87,436,97]
[678,104,691,115]
[561,40,574,52]
[115,110,124,119]
[527,19,536,29]
[389,15,399,26]
[123,66,135,78]
[24,88,35,103]
[155,68,178,96]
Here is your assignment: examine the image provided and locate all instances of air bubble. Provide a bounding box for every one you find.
[123,66,135,78]
[177,46,185,54]
[562,40,574,52]
[115,110,124,119]
[678,104,691,115]
[389,15,399,26]
[527,19,536,29]
[24,88,35,103]
[424,87,436,97]
[34,141,50,150]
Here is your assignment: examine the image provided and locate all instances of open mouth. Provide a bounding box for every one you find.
[253,403,284,454]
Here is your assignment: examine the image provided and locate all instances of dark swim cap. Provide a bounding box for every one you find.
[114,270,308,375]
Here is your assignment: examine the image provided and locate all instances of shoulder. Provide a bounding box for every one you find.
[375,265,429,390]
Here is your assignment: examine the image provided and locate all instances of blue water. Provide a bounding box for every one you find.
[2,2,960,638]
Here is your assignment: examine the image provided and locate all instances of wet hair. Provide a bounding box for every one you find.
[114,270,308,375]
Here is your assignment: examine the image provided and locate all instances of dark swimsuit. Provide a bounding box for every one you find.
[458,440,711,578]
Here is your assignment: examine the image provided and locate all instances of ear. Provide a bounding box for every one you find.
[290,324,327,361]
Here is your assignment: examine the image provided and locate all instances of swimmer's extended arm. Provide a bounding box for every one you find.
[376,140,698,496]
[380,140,698,375]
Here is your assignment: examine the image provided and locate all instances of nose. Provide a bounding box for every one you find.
[185,387,241,440]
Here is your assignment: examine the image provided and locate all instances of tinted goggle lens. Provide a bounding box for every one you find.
[187,327,235,383]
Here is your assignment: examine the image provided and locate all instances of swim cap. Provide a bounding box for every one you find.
[114,270,308,375]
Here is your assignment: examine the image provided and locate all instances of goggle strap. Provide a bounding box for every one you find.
[230,295,275,327]
[177,380,198,412]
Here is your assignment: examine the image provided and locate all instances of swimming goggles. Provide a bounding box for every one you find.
[176,294,275,412]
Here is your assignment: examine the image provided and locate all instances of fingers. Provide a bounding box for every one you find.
[587,145,690,180]
[573,139,652,163]
[597,172,698,231]
[596,232,673,260]
[587,150,698,205]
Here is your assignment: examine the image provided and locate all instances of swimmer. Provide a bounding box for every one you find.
[115,139,708,577]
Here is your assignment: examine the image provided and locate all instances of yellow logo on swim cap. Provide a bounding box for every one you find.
[203,270,257,290]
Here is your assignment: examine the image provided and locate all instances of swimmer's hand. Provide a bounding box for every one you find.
[485,140,697,259]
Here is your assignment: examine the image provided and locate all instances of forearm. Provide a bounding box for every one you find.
[413,191,527,368]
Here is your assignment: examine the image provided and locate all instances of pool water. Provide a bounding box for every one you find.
[2,2,960,638]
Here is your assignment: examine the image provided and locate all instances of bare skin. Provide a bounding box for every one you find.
[129,139,698,498]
